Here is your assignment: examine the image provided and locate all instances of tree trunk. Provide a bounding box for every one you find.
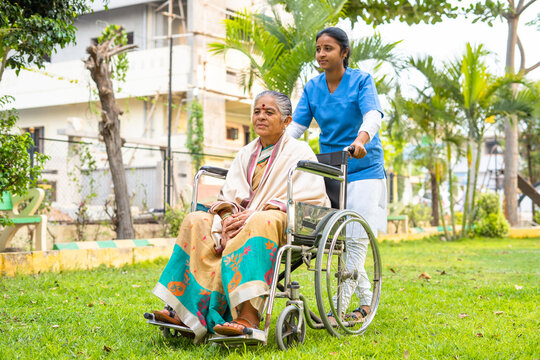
[446,142,457,240]
[0,46,9,84]
[430,167,439,226]
[461,141,472,238]
[468,140,483,227]
[526,141,535,218]
[503,14,520,225]
[437,180,449,240]
[84,44,135,239]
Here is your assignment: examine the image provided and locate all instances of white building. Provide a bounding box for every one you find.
[3,0,262,218]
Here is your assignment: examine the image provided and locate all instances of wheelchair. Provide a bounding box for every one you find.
[145,148,382,350]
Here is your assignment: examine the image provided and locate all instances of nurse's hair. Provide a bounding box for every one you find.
[253,90,292,121]
[316,27,350,68]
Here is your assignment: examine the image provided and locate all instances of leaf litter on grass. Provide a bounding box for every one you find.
[1,236,538,359]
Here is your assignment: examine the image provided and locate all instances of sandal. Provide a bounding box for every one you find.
[149,309,183,326]
[326,311,339,328]
[213,316,259,336]
[344,306,370,323]
[144,306,195,340]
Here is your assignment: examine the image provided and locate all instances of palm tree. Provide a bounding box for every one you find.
[507,81,540,218]
[388,56,463,239]
[518,81,540,187]
[208,0,401,97]
[453,44,524,235]
[413,57,464,240]
[446,43,533,236]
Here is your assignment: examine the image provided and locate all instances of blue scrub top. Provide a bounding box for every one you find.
[293,67,386,182]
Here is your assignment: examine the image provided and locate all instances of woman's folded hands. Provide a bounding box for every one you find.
[220,209,256,250]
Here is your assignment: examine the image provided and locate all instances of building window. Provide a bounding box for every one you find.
[485,138,502,155]
[127,32,134,45]
[23,126,44,153]
[243,125,251,145]
[226,70,237,83]
[226,127,239,140]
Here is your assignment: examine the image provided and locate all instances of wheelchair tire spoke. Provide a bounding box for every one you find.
[275,305,306,350]
[315,210,382,337]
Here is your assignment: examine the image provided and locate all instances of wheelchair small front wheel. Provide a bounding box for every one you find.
[275,305,306,350]
[314,210,382,337]
[161,326,175,338]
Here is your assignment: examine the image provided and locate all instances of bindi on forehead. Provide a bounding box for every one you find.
[261,104,265,109]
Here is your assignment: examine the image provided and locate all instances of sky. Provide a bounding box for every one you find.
[340,2,540,100]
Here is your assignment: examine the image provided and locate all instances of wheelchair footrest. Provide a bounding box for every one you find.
[144,313,195,334]
[208,329,266,346]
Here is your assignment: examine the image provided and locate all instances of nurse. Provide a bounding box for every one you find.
[287,27,387,323]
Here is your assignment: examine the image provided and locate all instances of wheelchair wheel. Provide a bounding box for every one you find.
[275,305,306,350]
[314,209,381,337]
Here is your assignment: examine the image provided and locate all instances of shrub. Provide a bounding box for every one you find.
[534,207,540,225]
[473,192,509,238]
[454,211,463,225]
[404,203,432,228]
[475,212,510,238]
[475,192,500,220]
[164,204,189,238]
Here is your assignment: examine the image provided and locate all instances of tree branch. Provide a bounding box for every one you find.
[0,46,9,83]
[107,44,138,58]
[524,60,540,74]
[517,35,526,71]
[517,0,536,15]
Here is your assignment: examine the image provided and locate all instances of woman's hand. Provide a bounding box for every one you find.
[349,132,370,159]
[220,210,256,249]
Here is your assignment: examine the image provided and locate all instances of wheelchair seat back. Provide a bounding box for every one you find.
[290,151,349,246]
[315,151,348,209]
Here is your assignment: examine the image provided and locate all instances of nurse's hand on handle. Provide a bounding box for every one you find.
[348,131,369,159]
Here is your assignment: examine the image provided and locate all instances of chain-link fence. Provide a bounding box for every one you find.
[171,150,235,206]
[35,137,234,223]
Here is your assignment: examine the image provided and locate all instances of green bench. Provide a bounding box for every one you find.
[0,189,48,251]
[387,214,409,234]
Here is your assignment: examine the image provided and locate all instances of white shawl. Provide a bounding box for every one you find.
[209,132,330,248]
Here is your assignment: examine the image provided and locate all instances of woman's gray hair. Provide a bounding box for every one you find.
[253,90,292,121]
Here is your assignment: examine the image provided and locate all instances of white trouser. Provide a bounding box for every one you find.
[333,178,387,311]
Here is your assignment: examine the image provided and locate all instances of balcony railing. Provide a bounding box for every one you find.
[4,45,192,110]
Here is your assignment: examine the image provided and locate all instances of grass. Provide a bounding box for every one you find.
[1,237,538,359]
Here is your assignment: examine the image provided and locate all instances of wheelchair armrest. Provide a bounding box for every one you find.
[199,166,228,178]
[297,160,343,178]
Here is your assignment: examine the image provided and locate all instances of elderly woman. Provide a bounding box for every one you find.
[150,91,329,342]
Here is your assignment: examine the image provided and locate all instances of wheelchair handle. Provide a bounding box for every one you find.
[296,160,343,178]
[199,165,228,178]
[344,146,355,156]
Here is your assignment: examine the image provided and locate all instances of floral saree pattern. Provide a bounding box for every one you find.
[152,210,286,342]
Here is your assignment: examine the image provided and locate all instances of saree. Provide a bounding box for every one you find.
[152,132,330,342]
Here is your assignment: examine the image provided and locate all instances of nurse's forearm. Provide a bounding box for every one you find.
[350,131,370,159]
[358,110,382,143]
[355,131,370,146]
[286,121,307,139]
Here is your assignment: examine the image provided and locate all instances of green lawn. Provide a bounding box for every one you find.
[1,237,538,359]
